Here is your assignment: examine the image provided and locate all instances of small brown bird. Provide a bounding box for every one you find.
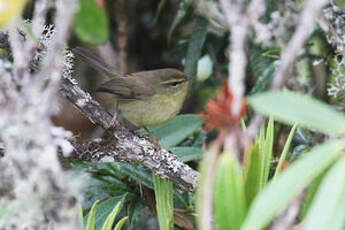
[73,47,194,146]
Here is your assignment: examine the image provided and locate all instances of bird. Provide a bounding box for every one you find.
[73,47,194,147]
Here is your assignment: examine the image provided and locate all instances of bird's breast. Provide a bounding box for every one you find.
[119,84,188,127]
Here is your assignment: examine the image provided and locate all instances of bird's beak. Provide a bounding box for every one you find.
[186,75,196,81]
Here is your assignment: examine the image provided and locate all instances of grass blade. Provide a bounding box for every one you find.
[273,123,297,179]
[153,175,174,230]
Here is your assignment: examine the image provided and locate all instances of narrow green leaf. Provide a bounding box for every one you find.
[302,157,345,230]
[167,1,189,45]
[86,200,100,230]
[273,124,297,179]
[149,114,203,149]
[113,216,129,230]
[184,17,208,76]
[78,203,84,228]
[153,0,167,25]
[170,146,204,162]
[247,91,345,135]
[85,195,126,230]
[243,143,262,206]
[241,140,342,230]
[214,154,246,230]
[153,175,174,230]
[262,117,274,185]
[74,0,109,44]
[101,201,122,230]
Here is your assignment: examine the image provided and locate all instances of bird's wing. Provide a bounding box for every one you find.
[72,47,122,78]
[96,77,155,100]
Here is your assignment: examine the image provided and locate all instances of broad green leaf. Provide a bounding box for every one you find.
[86,200,99,230]
[184,17,208,76]
[247,90,345,135]
[114,216,129,230]
[74,0,109,44]
[109,162,153,189]
[214,154,246,230]
[302,157,345,230]
[241,140,342,230]
[149,114,203,149]
[170,146,204,162]
[154,175,174,230]
[273,124,297,179]
[248,45,275,94]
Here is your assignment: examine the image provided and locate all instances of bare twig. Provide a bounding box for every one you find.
[270,0,328,90]
[220,0,265,117]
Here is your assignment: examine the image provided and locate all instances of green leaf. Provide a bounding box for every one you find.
[262,117,274,186]
[170,146,204,162]
[241,140,342,230]
[184,17,208,76]
[114,216,129,230]
[74,0,109,44]
[214,154,246,230]
[302,157,345,230]
[153,175,174,230]
[78,203,84,228]
[109,163,154,189]
[127,201,143,230]
[298,172,326,221]
[247,90,345,135]
[101,199,123,230]
[243,143,262,206]
[149,114,203,149]
[86,195,126,230]
[248,45,276,94]
[273,124,297,179]
[167,0,190,45]
[153,0,167,25]
[86,200,99,230]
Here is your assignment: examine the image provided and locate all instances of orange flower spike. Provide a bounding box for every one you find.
[203,81,246,130]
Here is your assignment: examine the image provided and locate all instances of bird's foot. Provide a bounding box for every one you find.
[144,127,162,151]
[107,103,119,129]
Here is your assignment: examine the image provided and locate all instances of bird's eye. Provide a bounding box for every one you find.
[169,81,180,87]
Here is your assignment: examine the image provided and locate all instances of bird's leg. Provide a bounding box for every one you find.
[108,102,119,128]
[144,127,161,150]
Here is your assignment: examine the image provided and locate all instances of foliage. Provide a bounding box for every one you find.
[82,199,128,230]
